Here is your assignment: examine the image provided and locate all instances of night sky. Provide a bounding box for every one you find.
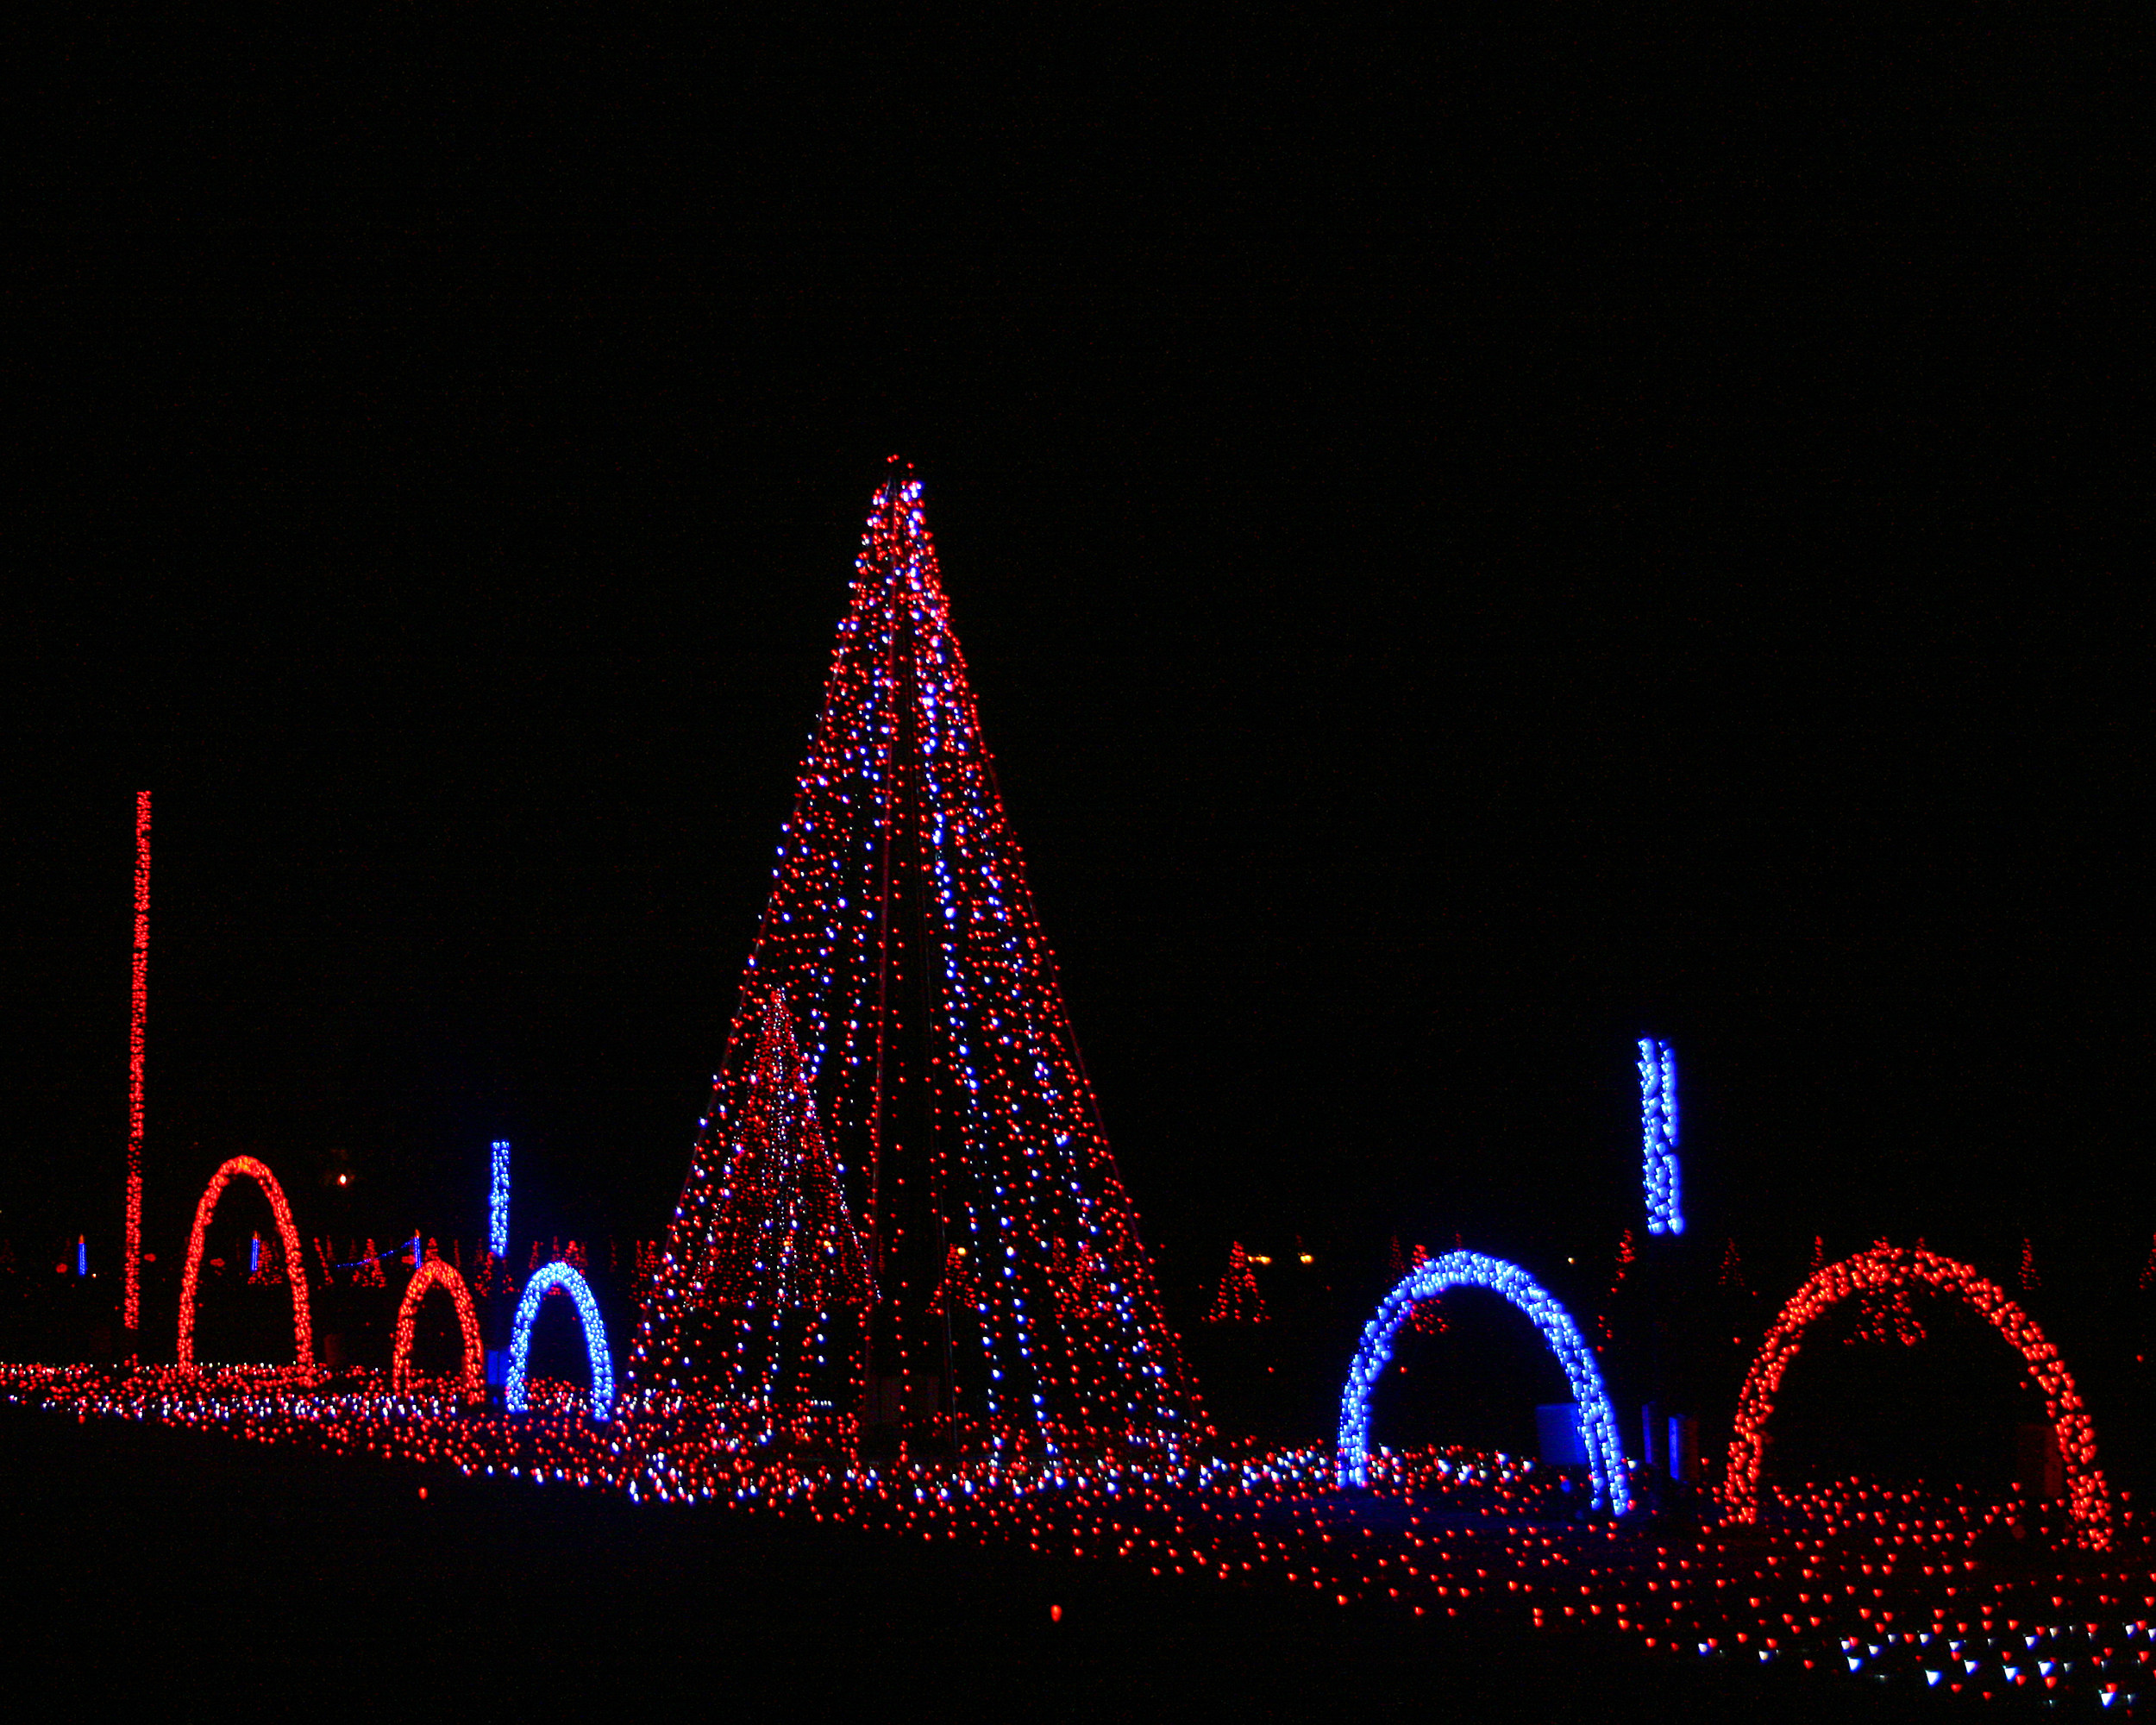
[5,16,2135,1349]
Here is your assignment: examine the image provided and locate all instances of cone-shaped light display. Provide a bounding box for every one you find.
[630,463,1204,1461]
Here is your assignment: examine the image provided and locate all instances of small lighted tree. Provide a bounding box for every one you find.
[1205,1243,1267,1326]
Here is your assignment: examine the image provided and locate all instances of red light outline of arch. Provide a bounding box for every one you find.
[391,1259,485,1402]
[1722,1241,2110,1549]
[177,1155,312,1370]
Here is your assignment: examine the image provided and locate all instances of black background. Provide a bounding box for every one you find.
[3,12,2140,1452]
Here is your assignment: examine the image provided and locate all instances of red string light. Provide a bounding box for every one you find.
[9,1346,2147,1709]
[123,790,149,1333]
[392,1259,485,1403]
[16,475,2153,1714]
[654,989,875,1446]
[926,1244,984,1320]
[1407,1244,1445,1334]
[1204,1243,1267,1325]
[630,464,1204,1459]
[1723,1241,2112,1550]
[176,1156,314,1370]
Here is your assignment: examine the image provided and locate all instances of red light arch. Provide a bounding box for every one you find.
[178,1156,312,1370]
[1723,1241,2109,1549]
[391,1259,484,1402]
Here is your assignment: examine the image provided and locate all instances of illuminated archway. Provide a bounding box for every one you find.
[1337,1250,1631,1514]
[507,1262,613,1421]
[392,1259,484,1402]
[178,1155,312,1369]
[1723,1242,2110,1549]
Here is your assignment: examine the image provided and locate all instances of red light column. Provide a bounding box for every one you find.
[123,791,149,1335]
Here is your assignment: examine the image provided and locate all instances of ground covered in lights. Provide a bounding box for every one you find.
[6,1364,2153,1718]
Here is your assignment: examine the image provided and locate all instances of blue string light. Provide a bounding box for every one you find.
[1336,1248,1633,1515]
[249,1233,262,1275]
[489,1140,510,1258]
[77,1236,87,1277]
[1639,1037,1683,1236]
[329,1242,397,1270]
[506,1262,614,1421]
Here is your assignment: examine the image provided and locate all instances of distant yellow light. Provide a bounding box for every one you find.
[338,1174,349,1186]
[1250,1255,1273,1265]
[1299,1253,1314,1264]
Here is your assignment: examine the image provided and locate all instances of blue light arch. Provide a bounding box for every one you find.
[1336,1250,1632,1515]
[507,1262,615,1421]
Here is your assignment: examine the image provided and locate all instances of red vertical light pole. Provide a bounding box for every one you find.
[123,790,150,1335]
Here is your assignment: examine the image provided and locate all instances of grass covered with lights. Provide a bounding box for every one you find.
[8,1362,2153,1713]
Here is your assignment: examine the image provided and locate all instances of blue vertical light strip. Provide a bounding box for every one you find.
[489,1139,511,1258]
[1639,1037,1684,1236]
[77,1236,88,1277]
[249,1233,261,1275]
